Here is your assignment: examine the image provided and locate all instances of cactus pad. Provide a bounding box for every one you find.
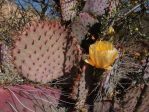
[60,0,78,21]
[122,85,144,112]
[137,86,149,112]
[94,101,112,112]
[83,0,119,16]
[143,58,149,81]
[71,12,98,43]
[12,21,81,83]
[0,85,61,112]
[71,66,88,111]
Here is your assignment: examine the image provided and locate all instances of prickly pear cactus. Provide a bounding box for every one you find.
[70,65,89,111]
[12,20,81,83]
[71,12,98,43]
[75,66,88,110]
[143,57,149,81]
[122,85,144,112]
[0,85,61,112]
[0,43,22,85]
[83,0,119,16]
[78,12,98,28]
[60,0,78,21]
[137,86,149,112]
[94,101,112,112]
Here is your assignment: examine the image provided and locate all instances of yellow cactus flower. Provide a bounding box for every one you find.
[107,26,115,36]
[85,41,118,70]
[135,27,139,31]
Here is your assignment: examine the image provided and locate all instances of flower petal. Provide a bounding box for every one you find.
[86,41,118,69]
